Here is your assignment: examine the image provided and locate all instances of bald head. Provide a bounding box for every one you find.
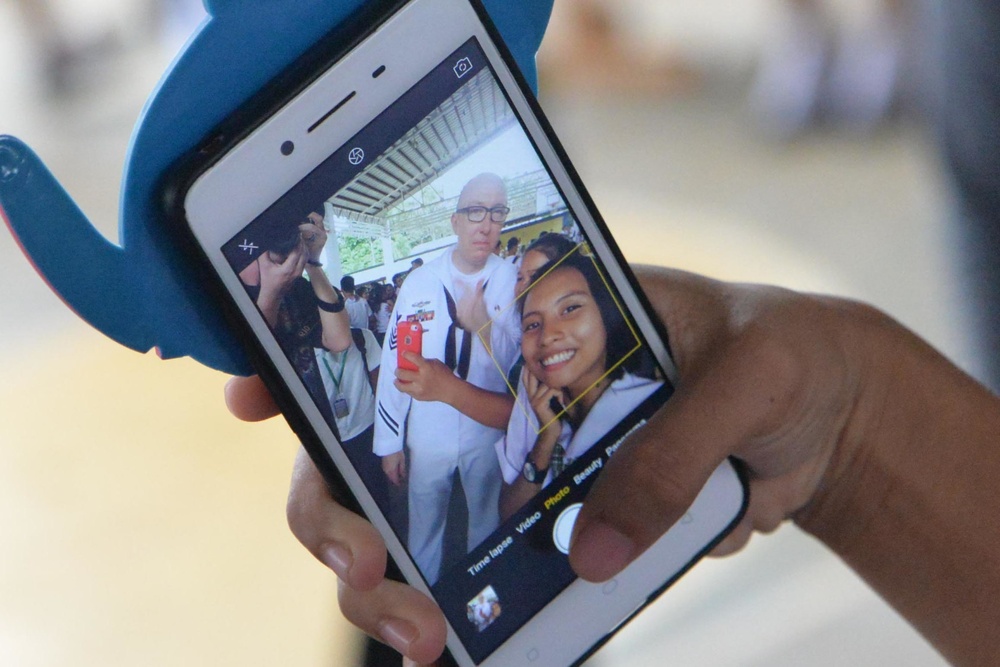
[451,173,509,274]
[456,172,507,211]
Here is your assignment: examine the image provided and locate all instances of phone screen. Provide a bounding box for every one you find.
[219,38,675,663]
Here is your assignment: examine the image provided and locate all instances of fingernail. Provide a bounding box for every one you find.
[320,542,353,579]
[378,618,419,655]
[570,521,635,581]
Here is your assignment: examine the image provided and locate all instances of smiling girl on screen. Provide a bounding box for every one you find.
[497,250,664,519]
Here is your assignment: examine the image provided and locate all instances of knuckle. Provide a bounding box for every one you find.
[336,583,373,630]
[639,451,698,511]
[613,443,700,534]
[729,325,806,412]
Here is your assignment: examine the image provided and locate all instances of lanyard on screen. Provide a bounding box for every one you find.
[321,352,347,393]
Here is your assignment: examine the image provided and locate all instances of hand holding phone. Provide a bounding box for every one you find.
[397,321,424,371]
[232,264,866,664]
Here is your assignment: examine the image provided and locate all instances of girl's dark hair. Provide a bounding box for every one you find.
[370,283,390,305]
[522,233,577,265]
[522,251,637,379]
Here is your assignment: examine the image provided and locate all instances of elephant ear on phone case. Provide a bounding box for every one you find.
[0,0,553,375]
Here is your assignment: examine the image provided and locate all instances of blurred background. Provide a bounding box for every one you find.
[0,0,980,664]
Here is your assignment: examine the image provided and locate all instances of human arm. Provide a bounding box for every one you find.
[256,249,307,327]
[371,299,410,460]
[498,368,567,520]
[382,451,407,486]
[299,219,351,353]
[569,267,1000,667]
[395,351,514,429]
[226,266,1000,666]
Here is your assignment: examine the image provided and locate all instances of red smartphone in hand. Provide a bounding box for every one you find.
[397,321,423,371]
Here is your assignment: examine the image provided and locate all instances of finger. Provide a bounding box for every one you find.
[394,379,417,395]
[225,375,280,422]
[708,516,753,558]
[395,367,418,382]
[524,374,536,397]
[286,448,387,591]
[569,338,795,582]
[293,250,308,274]
[523,368,539,395]
[534,384,559,410]
[339,578,447,665]
[403,659,446,667]
[405,351,428,370]
[383,462,398,486]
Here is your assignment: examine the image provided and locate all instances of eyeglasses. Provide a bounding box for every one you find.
[457,205,511,225]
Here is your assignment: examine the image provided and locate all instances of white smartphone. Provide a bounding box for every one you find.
[165,0,747,664]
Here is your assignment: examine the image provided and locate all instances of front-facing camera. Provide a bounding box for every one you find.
[280,140,295,156]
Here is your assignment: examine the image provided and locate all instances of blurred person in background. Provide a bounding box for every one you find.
[371,283,395,347]
[750,0,914,136]
[503,236,520,263]
[939,0,1000,394]
[342,275,373,331]
[5,0,118,95]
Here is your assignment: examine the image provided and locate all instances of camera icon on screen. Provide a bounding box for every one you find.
[454,57,474,79]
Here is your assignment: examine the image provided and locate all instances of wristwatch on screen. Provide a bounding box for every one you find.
[522,460,548,484]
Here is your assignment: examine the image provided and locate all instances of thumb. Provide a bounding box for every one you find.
[568,339,788,582]
[405,351,427,369]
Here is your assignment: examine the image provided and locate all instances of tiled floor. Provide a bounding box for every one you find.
[0,2,967,665]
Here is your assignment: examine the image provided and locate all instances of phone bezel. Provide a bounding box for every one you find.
[164,1,749,665]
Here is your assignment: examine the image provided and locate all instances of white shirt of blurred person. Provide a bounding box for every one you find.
[341,275,373,330]
[496,252,663,520]
[373,283,394,342]
[315,328,382,445]
[314,327,392,513]
[373,173,520,584]
[561,217,583,245]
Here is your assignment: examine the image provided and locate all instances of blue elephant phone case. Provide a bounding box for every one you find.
[0,0,553,376]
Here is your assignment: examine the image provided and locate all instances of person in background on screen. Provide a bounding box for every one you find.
[236,213,351,426]
[342,275,373,331]
[504,236,520,263]
[498,253,663,520]
[372,172,521,585]
[372,283,395,347]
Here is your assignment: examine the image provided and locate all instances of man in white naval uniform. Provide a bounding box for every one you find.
[374,173,520,584]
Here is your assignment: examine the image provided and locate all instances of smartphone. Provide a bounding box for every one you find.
[397,320,423,371]
[164,0,748,664]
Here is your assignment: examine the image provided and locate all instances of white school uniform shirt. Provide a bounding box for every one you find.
[373,247,520,457]
[496,372,664,487]
[344,294,373,330]
[314,328,382,442]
